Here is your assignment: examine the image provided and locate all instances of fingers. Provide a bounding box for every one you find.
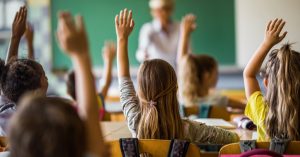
[123,9,128,25]
[279,31,288,42]
[272,19,283,32]
[130,19,135,29]
[275,20,285,35]
[58,11,75,33]
[269,18,278,31]
[75,15,85,32]
[116,9,134,29]
[266,20,272,31]
[115,15,119,26]
[127,10,132,26]
[119,10,124,25]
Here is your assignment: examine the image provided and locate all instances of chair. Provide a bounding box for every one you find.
[219,141,300,155]
[107,139,201,157]
[184,105,231,121]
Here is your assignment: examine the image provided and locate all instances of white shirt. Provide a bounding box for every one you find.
[136,20,181,68]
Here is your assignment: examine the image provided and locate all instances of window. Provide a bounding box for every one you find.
[0,0,26,30]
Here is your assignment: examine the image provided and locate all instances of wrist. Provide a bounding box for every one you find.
[261,41,274,49]
[117,37,129,42]
[70,51,90,60]
[181,32,190,39]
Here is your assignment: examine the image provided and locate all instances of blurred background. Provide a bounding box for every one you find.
[0,0,299,98]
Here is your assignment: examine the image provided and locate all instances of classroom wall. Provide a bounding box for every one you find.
[51,0,236,70]
[235,0,300,67]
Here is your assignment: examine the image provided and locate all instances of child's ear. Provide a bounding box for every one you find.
[263,77,268,89]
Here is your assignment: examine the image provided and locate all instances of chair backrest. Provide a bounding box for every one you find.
[108,139,201,157]
[184,105,231,121]
[219,141,300,155]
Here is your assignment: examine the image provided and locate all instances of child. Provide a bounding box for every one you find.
[1,11,107,157]
[0,6,48,136]
[243,19,300,141]
[116,9,239,143]
[66,41,116,120]
[177,14,245,110]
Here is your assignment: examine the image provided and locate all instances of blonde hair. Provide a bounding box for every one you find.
[137,59,184,139]
[179,54,217,106]
[265,44,300,140]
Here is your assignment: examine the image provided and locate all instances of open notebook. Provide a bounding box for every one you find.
[194,118,236,129]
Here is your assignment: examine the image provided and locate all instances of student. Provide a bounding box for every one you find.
[116,9,239,143]
[0,11,107,157]
[66,41,116,120]
[243,19,300,141]
[136,0,182,68]
[0,6,48,136]
[177,14,245,110]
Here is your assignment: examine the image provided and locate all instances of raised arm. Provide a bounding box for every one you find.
[115,9,135,78]
[56,12,105,157]
[6,6,27,63]
[25,23,34,60]
[177,14,196,64]
[243,19,287,99]
[100,41,116,98]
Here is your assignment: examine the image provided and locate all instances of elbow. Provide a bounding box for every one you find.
[243,68,255,79]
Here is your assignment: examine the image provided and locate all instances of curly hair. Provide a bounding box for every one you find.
[178,54,217,106]
[0,58,45,103]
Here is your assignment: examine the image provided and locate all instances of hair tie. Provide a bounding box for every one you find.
[148,100,157,107]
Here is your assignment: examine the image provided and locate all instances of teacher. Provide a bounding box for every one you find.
[136,0,180,68]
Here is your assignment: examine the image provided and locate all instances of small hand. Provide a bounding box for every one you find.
[12,6,27,39]
[181,14,197,36]
[102,41,116,63]
[56,12,89,57]
[264,19,287,46]
[115,9,135,40]
[25,23,34,44]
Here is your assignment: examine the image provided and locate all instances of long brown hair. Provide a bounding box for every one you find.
[265,44,300,140]
[179,54,217,106]
[137,59,184,139]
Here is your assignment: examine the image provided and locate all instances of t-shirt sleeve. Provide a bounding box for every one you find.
[245,91,267,126]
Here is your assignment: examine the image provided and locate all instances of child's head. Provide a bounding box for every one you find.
[0,58,48,103]
[264,44,300,140]
[8,95,85,157]
[66,70,76,100]
[149,0,174,26]
[179,54,218,105]
[137,59,183,139]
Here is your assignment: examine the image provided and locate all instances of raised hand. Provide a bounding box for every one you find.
[25,23,34,44]
[25,23,35,59]
[102,41,116,63]
[12,6,27,39]
[181,14,196,37]
[264,19,287,46]
[56,12,88,57]
[115,9,135,40]
[6,6,27,63]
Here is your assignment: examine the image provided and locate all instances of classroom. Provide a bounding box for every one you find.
[0,0,300,156]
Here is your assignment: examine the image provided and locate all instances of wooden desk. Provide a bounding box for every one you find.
[101,121,131,141]
[100,121,255,141]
